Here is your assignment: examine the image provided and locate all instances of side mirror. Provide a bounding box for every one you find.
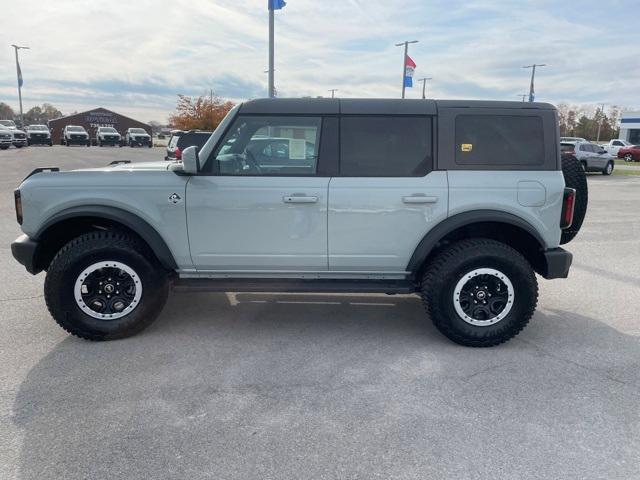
[181,145,200,174]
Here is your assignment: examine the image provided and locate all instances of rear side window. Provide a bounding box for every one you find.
[455,115,544,166]
[340,116,432,176]
[560,143,575,152]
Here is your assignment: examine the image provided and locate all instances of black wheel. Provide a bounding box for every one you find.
[560,155,588,244]
[15,144,23,148]
[421,238,538,347]
[602,161,613,176]
[66,140,70,147]
[86,140,91,147]
[44,231,170,341]
[0,145,9,150]
[98,140,103,147]
[48,141,53,146]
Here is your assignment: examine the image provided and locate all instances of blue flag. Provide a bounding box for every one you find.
[17,60,23,88]
[269,0,286,10]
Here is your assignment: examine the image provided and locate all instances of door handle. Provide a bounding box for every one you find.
[402,195,438,204]
[283,195,318,204]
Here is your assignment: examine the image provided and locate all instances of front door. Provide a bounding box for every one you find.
[186,115,329,272]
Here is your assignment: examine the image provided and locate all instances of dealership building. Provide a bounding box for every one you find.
[48,107,151,145]
[619,112,640,145]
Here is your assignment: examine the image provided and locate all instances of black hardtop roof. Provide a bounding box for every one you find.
[239,98,556,115]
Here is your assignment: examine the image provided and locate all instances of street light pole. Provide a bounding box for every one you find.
[517,94,527,102]
[395,40,418,99]
[268,9,275,98]
[328,89,338,98]
[596,103,606,142]
[11,44,29,127]
[417,77,432,99]
[522,63,546,102]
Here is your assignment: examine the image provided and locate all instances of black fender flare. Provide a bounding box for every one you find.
[35,205,178,270]
[406,210,547,273]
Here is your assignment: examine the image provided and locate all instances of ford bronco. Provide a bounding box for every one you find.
[11,99,586,346]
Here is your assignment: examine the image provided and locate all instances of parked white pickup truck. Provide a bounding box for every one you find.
[602,139,633,156]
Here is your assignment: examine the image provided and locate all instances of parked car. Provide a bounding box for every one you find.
[560,136,586,143]
[125,128,152,147]
[0,119,18,130]
[617,145,640,162]
[560,141,613,175]
[165,130,212,160]
[11,129,28,148]
[602,139,633,157]
[11,98,584,347]
[96,127,122,147]
[0,127,13,149]
[63,126,90,146]
[26,125,53,146]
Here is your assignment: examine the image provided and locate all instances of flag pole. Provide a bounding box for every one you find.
[395,40,418,99]
[268,7,275,98]
[11,44,29,127]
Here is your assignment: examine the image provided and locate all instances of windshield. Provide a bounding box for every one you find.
[67,126,85,132]
[130,128,146,134]
[99,127,117,133]
[0,120,16,127]
[27,125,48,131]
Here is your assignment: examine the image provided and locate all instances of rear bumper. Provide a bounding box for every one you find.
[541,247,572,279]
[11,234,40,275]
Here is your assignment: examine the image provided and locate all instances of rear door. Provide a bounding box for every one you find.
[186,114,332,272]
[328,110,448,273]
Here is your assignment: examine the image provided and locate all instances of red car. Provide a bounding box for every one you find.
[618,145,640,162]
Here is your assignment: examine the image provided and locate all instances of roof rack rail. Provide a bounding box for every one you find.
[24,167,59,180]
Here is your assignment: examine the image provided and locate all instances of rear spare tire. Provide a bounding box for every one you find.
[560,155,588,244]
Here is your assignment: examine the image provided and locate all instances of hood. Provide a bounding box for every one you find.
[72,161,176,173]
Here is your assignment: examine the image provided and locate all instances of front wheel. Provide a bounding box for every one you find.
[44,231,170,341]
[624,153,633,162]
[421,238,538,347]
[603,161,613,175]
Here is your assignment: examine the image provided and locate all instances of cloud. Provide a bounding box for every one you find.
[0,0,638,122]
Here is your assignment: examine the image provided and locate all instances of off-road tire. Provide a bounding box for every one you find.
[44,231,170,341]
[421,238,538,347]
[560,155,588,244]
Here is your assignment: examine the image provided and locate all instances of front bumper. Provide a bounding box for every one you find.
[28,135,51,145]
[541,247,572,279]
[99,136,121,144]
[11,234,40,275]
[67,136,89,145]
[0,138,12,146]
[12,137,27,146]
[130,137,151,146]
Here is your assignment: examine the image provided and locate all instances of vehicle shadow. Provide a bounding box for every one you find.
[11,293,640,479]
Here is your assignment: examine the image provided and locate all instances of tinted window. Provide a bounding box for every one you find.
[613,141,623,146]
[213,116,321,175]
[560,143,575,152]
[579,144,589,152]
[177,132,211,150]
[340,116,432,176]
[455,115,544,166]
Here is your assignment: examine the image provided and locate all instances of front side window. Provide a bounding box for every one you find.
[212,116,321,175]
[339,116,432,176]
[455,115,544,166]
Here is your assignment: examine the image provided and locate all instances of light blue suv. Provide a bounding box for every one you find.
[11,99,583,347]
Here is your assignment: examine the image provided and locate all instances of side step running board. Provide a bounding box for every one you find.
[172,278,417,295]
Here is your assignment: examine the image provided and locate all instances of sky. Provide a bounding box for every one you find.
[1,0,638,123]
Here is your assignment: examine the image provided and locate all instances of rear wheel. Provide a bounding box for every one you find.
[421,238,538,347]
[561,155,588,244]
[44,231,170,341]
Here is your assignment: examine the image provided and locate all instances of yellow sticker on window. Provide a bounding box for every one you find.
[461,143,473,152]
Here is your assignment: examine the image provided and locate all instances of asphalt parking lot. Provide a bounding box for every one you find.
[1,146,639,479]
